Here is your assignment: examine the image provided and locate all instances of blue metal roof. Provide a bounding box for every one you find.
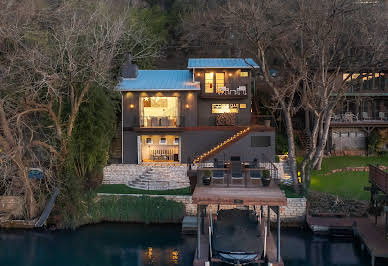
[117,70,200,91]
[187,58,259,69]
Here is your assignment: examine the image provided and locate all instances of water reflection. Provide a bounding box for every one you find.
[0,224,386,266]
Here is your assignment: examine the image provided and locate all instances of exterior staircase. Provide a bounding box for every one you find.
[193,127,251,164]
[109,122,122,164]
[127,166,190,190]
[295,130,311,153]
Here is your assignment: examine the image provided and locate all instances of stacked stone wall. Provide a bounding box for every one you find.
[97,193,306,224]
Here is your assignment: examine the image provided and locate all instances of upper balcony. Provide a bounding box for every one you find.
[330,111,388,127]
[199,83,249,99]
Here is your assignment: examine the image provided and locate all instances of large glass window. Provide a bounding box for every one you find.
[212,104,239,114]
[140,97,179,127]
[205,73,214,93]
[343,72,386,91]
[215,73,225,93]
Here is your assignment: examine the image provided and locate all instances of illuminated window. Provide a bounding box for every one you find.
[216,73,225,93]
[240,103,247,109]
[205,73,214,93]
[212,104,239,114]
[240,72,248,77]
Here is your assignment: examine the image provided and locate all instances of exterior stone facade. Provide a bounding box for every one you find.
[103,164,149,184]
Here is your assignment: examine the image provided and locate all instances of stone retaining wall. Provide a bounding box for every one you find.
[103,164,149,184]
[323,165,388,176]
[97,193,306,224]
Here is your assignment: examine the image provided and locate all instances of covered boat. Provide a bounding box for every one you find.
[211,208,265,265]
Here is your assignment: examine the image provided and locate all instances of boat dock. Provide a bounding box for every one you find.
[191,183,287,266]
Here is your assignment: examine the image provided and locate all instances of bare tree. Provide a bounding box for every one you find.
[297,0,387,184]
[0,0,160,218]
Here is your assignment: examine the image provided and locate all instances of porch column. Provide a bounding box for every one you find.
[277,206,281,262]
[197,205,201,259]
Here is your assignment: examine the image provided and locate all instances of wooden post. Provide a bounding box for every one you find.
[277,206,281,262]
[267,206,270,235]
[197,205,201,259]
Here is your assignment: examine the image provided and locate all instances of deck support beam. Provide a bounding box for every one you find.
[197,204,201,259]
[267,206,270,235]
[277,206,281,262]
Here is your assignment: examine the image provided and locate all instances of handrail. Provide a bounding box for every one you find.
[369,164,388,194]
[261,153,279,180]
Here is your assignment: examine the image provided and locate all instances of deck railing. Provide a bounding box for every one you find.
[199,83,249,97]
[369,165,388,194]
[139,115,184,128]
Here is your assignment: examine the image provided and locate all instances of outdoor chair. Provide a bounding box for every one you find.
[231,160,244,184]
[379,112,385,120]
[212,159,225,184]
[151,117,159,127]
[249,159,262,179]
[236,86,247,95]
[362,112,370,120]
[160,117,168,127]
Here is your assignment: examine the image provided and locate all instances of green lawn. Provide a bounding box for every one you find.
[310,171,370,200]
[96,184,192,195]
[309,155,388,200]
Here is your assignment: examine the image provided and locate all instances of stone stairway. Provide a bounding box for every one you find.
[276,155,294,185]
[127,165,190,190]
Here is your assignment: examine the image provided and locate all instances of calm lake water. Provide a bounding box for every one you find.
[0,223,383,266]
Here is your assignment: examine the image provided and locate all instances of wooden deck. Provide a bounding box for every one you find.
[192,183,287,206]
[356,218,388,265]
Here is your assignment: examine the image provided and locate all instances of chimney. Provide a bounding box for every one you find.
[121,54,138,79]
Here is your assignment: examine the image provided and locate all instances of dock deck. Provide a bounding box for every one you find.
[192,182,287,206]
[355,218,388,266]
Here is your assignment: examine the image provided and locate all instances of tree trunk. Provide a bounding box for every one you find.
[282,108,298,190]
[312,109,333,170]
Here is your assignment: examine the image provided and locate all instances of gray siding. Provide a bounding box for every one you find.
[208,131,276,163]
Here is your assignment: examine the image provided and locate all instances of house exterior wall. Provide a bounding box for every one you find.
[194,68,252,126]
[330,128,367,155]
[208,131,276,162]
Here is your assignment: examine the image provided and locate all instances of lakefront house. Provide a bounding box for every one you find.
[118,58,276,165]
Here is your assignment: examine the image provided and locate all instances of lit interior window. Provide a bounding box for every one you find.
[240,72,248,77]
[212,104,239,114]
[240,103,247,109]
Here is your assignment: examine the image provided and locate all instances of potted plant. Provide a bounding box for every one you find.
[203,170,212,185]
[262,170,272,187]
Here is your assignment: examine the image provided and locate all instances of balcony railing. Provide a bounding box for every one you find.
[331,112,388,123]
[200,83,249,97]
[139,115,184,128]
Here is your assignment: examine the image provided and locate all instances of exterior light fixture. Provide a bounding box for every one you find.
[185,104,190,109]
[129,104,135,109]
[197,73,201,77]
[229,73,232,77]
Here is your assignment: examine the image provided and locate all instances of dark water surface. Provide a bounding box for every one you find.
[0,223,384,266]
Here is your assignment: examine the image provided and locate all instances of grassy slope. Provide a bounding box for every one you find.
[309,155,388,200]
[96,184,192,195]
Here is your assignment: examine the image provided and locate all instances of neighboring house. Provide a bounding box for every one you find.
[329,72,388,155]
[117,58,276,164]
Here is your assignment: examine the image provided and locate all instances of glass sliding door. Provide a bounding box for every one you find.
[140,135,180,162]
[205,73,214,93]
